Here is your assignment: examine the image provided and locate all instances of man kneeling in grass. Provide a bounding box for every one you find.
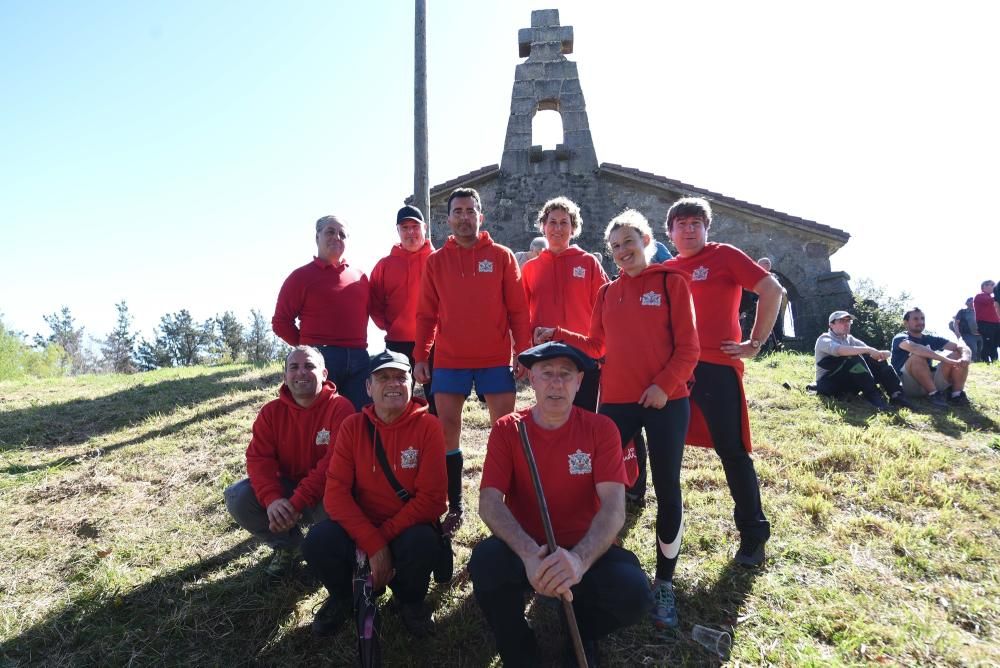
[224,346,355,577]
[303,350,447,640]
[471,342,652,667]
[891,307,972,407]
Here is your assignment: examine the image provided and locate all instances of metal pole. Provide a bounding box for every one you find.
[414,0,430,240]
[516,420,589,668]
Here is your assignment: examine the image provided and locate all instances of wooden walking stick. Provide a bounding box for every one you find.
[516,419,589,668]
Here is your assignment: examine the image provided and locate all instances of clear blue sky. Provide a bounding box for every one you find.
[2,1,998,348]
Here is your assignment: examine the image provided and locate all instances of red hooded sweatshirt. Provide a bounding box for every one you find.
[369,240,434,342]
[554,264,700,403]
[522,245,609,334]
[414,231,531,369]
[246,381,356,512]
[324,398,447,556]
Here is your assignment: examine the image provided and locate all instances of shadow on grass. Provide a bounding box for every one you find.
[0,366,281,452]
[0,537,325,666]
[2,395,262,475]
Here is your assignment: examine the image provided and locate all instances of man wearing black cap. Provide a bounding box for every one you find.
[303,350,447,640]
[470,342,652,667]
[370,205,436,414]
[814,311,911,411]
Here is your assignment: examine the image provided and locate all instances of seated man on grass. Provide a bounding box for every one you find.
[224,346,355,577]
[890,307,972,407]
[470,342,652,667]
[303,350,447,640]
[814,310,912,411]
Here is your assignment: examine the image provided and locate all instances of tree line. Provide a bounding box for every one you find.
[0,302,288,380]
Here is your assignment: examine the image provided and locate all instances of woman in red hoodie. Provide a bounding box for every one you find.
[536,209,699,630]
[522,197,609,409]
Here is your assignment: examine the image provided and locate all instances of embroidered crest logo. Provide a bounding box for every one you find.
[568,449,592,475]
[692,266,709,281]
[478,260,494,273]
[400,447,419,469]
[640,291,662,307]
[315,429,331,445]
[572,265,586,278]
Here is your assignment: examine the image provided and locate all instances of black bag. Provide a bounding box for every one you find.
[365,416,454,583]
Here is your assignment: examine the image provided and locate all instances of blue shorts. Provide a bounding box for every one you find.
[432,366,515,397]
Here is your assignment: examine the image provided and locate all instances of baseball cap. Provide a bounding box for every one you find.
[396,205,424,226]
[828,310,855,324]
[517,342,596,372]
[369,350,411,375]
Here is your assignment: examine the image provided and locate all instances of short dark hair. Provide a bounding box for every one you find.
[447,187,482,213]
[665,197,713,231]
[982,279,995,290]
[903,307,924,322]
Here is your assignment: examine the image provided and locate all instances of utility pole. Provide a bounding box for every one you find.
[414,0,430,239]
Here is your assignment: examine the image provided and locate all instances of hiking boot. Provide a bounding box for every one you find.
[928,392,949,408]
[651,578,679,629]
[735,538,766,568]
[889,392,914,410]
[265,546,298,578]
[948,391,970,407]
[441,508,463,537]
[563,637,600,668]
[311,596,350,637]
[398,601,435,638]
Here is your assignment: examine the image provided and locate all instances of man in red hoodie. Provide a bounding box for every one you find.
[303,350,447,639]
[272,214,370,410]
[414,187,532,537]
[224,346,355,577]
[369,205,435,411]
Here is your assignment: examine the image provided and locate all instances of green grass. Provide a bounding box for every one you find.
[1,354,998,666]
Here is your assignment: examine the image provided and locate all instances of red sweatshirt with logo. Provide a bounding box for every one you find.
[522,245,609,334]
[369,241,434,342]
[271,258,369,348]
[554,264,699,403]
[246,381,356,512]
[414,231,531,368]
[324,398,447,556]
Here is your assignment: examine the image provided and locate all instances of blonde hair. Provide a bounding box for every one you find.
[604,209,655,261]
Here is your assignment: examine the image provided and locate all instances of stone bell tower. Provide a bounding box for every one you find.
[500,9,599,176]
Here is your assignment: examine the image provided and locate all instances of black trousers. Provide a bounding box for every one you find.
[978,321,999,363]
[816,355,901,399]
[600,399,689,581]
[385,340,436,414]
[469,536,652,666]
[689,362,770,544]
[302,520,439,605]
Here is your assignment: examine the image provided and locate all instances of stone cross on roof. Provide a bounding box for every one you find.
[501,9,597,175]
[518,9,573,59]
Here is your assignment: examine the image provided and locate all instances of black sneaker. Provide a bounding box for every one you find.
[863,392,891,412]
[398,601,435,638]
[735,538,766,568]
[948,391,970,406]
[889,392,914,410]
[928,392,949,408]
[311,596,350,637]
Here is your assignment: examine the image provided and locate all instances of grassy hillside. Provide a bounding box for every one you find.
[1,354,998,666]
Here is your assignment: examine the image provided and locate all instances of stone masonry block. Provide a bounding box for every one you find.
[530,9,560,28]
[534,79,562,100]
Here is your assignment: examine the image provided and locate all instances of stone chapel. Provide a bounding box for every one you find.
[414,9,852,345]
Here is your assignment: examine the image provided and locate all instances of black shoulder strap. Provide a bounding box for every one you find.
[364,414,410,501]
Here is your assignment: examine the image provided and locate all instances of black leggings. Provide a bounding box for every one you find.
[600,398,689,581]
[689,362,770,543]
